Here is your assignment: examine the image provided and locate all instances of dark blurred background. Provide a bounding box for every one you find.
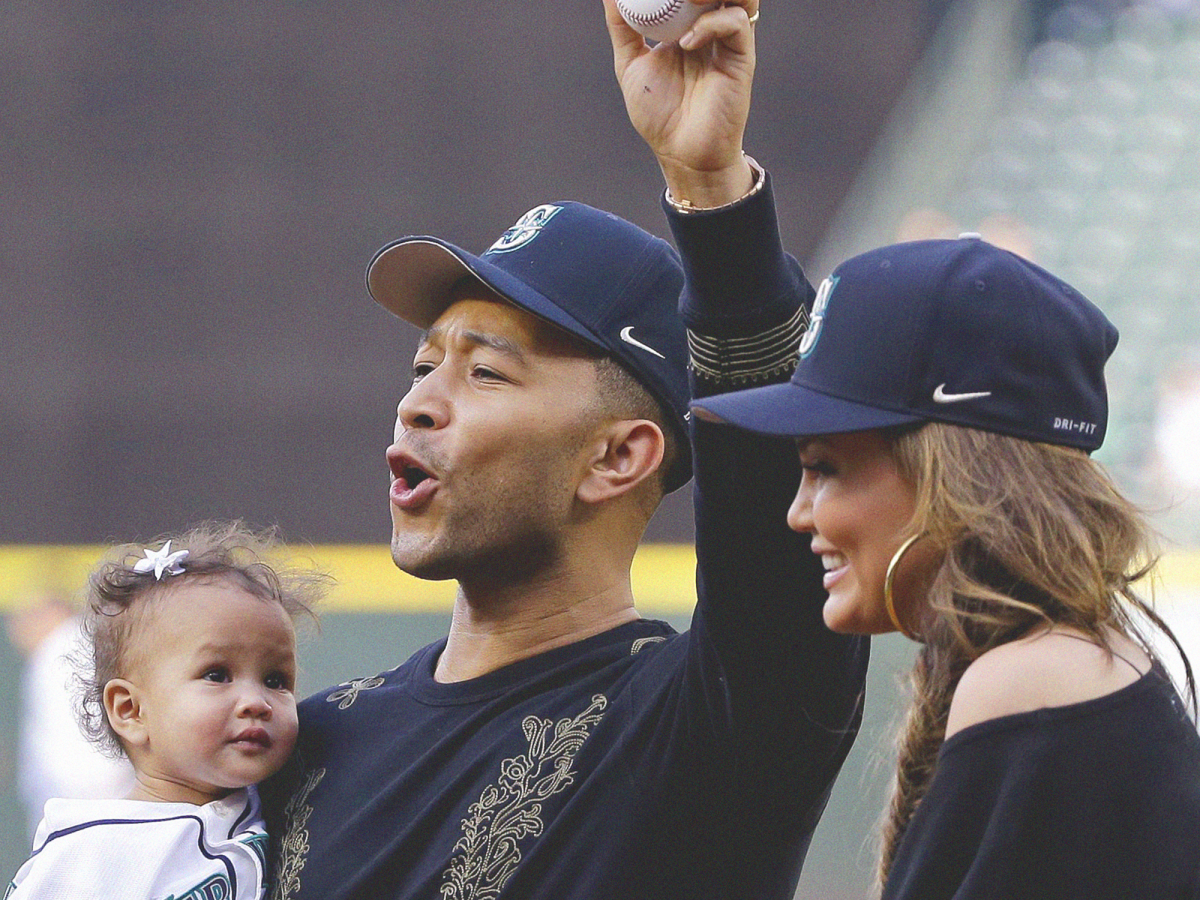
[2,0,954,545]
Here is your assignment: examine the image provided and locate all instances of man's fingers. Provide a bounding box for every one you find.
[678,3,757,53]
[688,0,759,18]
[602,0,648,72]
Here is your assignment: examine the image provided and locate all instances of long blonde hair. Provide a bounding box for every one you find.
[877,422,1194,884]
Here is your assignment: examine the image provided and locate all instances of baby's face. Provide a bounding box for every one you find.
[123,578,298,805]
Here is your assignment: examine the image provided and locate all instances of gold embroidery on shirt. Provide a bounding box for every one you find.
[440,694,609,899]
[270,766,326,900]
[326,675,386,709]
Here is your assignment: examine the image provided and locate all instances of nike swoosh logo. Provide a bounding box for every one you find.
[619,326,666,359]
[933,384,992,404]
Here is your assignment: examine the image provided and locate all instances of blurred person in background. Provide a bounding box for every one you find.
[6,592,134,842]
[1149,355,1200,500]
[607,1,1200,897]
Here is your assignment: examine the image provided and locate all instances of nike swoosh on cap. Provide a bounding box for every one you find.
[933,383,993,404]
[619,326,666,359]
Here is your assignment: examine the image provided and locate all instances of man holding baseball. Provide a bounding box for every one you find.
[264,2,864,898]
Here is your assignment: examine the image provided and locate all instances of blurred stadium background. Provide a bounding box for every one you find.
[3,0,1199,894]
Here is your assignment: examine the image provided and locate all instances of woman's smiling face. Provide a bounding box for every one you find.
[787,429,918,634]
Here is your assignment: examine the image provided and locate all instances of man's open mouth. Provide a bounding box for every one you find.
[400,465,431,491]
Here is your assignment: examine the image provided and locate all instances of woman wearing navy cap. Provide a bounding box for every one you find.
[604,1,1200,896]
[694,238,1200,898]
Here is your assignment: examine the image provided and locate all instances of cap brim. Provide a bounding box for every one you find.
[366,237,606,348]
[691,380,925,438]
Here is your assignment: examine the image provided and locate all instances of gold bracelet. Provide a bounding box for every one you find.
[664,154,765,214]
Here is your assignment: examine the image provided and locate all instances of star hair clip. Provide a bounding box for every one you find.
[132,541,190,580]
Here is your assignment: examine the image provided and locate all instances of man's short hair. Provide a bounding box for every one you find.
[592,356,683,500]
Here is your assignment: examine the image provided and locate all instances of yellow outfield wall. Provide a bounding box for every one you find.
[0,544,701,614]
[2,543,1200,615]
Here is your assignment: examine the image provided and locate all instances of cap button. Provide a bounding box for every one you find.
[958,231,982,240]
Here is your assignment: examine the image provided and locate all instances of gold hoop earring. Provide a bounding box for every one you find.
[884,533,926,641]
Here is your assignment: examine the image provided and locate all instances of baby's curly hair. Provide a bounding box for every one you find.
[76,520,328,757]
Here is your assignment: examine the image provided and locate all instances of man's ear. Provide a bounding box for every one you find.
[577,419,665,504]
[104,678,148,749]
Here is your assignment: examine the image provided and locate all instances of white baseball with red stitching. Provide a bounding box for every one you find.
[616,0,719,44]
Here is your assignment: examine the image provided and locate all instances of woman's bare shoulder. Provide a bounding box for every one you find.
[944,627,1149,741]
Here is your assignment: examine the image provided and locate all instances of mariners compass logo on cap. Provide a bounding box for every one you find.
[799,275,838,359]
[486,205,563,255]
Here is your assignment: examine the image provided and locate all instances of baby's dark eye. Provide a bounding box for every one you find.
[202,667,230,683]
[265,671,293,691]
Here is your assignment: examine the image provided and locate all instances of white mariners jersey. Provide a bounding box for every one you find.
[7,787,268,900]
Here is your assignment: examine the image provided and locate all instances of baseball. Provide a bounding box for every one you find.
[617,0,720,44]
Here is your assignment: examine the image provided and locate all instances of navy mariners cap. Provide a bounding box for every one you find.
[692,235,1118,451]
[366,201,692,492]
